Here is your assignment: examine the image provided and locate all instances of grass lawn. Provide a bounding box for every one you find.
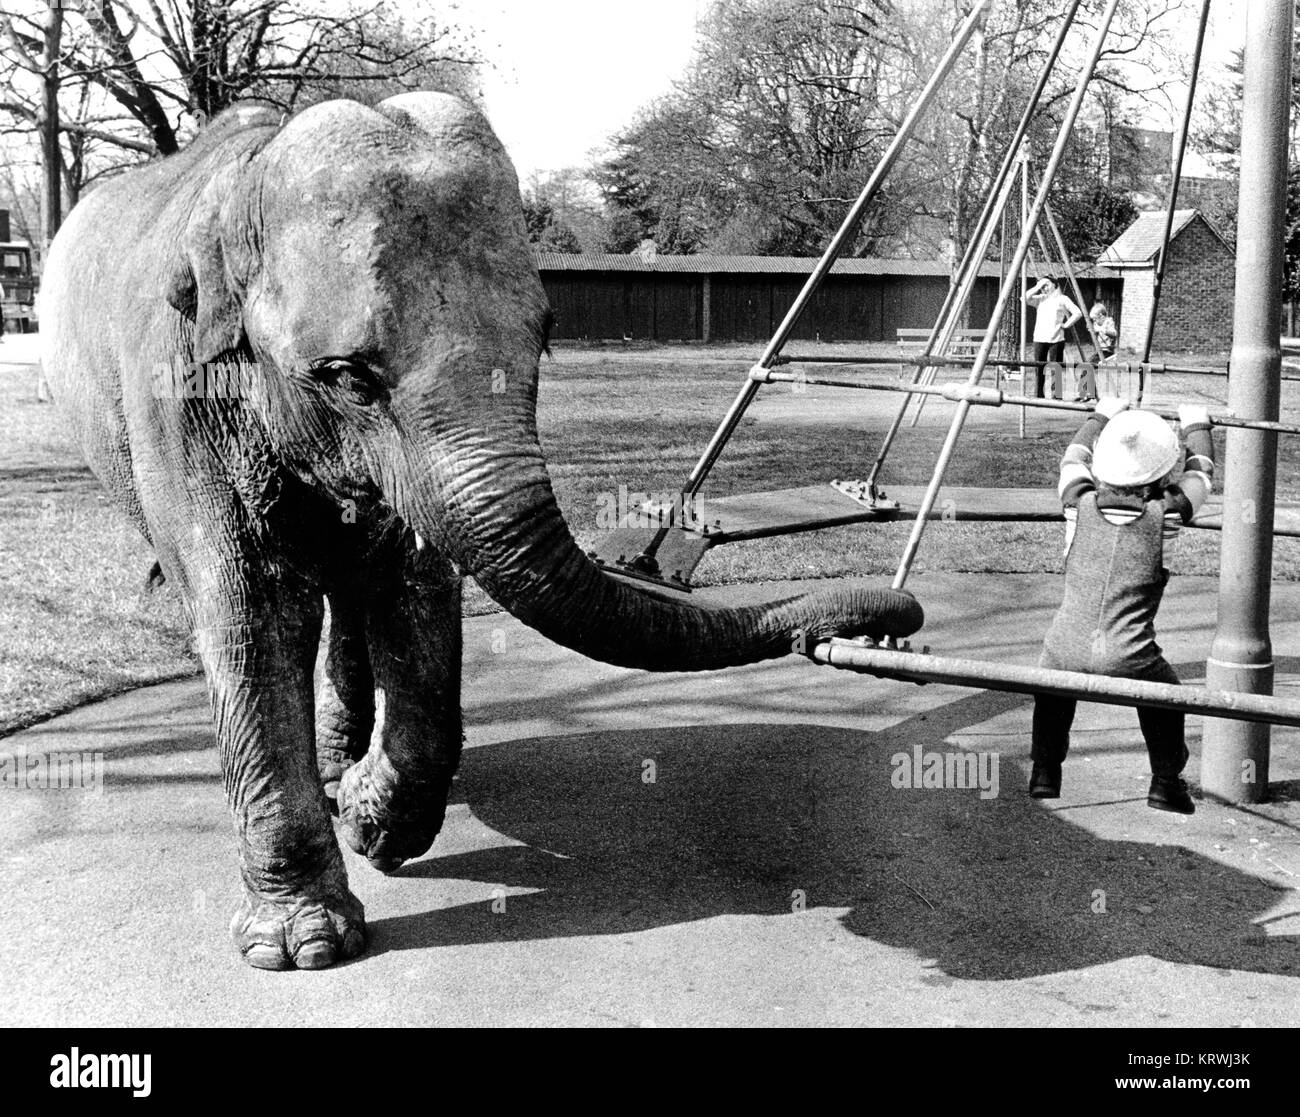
[4,335,1299,734]
[0,342,196,734]
[537,341,1300,589]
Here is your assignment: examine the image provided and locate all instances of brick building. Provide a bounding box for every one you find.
[1098,209,1235,353]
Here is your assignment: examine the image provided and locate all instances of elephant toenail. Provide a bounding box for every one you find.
[293,939,338,969]
[244,944,292,971]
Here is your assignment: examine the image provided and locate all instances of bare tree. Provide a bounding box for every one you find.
[902,0,1190,266]
[597,0,1192,262]
[36,0,60,248]
[523,167,604,253]
[597,0,903,256]
[0,0,481,249]
[4,1,480,150]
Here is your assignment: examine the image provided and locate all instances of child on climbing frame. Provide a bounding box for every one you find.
[1030,395,1216,814]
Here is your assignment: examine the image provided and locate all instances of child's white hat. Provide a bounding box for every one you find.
[1092,410,1181,487]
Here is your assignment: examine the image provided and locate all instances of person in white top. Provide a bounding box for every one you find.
[1025,276,1082,400]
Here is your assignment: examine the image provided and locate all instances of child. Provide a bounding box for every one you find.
[1030,396,1215,814]
[1078,301,1118,402]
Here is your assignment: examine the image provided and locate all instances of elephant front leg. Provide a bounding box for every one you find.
[337,555,463,874]
[195,580,366,970]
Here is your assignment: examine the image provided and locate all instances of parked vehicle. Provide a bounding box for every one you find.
[1,208,39,333]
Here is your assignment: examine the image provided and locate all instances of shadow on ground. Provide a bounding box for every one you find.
[369,687,1299,981]
[15,652,1297,986]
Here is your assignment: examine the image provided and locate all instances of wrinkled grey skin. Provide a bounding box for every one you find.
[41,94,924,970]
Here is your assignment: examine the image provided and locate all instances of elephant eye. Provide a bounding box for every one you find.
[308,357,387,405]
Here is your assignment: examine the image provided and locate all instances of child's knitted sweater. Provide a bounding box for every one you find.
[1056,410,1215,555]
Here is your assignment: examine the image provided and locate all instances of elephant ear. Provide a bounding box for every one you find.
[164,162,251,366]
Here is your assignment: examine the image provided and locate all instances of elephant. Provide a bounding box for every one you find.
[40,92,924,970]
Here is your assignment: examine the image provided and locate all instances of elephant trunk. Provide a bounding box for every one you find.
[400,413,923,672]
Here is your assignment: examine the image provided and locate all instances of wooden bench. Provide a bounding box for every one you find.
[895,327,990,386]
[896,327,987,356]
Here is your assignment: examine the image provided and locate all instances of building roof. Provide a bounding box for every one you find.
[1098,209,1233,265]
[533,252,1116,279]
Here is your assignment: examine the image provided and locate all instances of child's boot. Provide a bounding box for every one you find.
[1029,763,1062,799]
[1147,774,1195,814]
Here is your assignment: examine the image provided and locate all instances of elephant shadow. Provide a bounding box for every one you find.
[369,689,1300,981]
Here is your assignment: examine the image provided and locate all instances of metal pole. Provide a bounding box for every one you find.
[1203,0,1292,804]
[892,0,1123,591]
[998,194,1008,390]
[756,369,1300,435]
[777,352,1300,381]
[899,161,1016,428]
[864,1,1083,485]
[906,165,1022,428]
[1137,0,1212,404]
[920,0,1082,366]
[1019,155,1029,438]
[810,640,1300,728]
[681,0,993,498]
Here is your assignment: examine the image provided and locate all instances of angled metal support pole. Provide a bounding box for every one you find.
[680,0,992,500]
[906,163,1023,428]
[998,194,1009,389]
[867,0,1084,473]
[1019,155,1029,438]
[1203,0,1292,804]
[892,0,1122,591]
[1136,0,1212,405]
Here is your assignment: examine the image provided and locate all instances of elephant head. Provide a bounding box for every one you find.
[166,93,922,670]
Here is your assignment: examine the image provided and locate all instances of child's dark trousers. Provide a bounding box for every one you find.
[1031,656,1190,778]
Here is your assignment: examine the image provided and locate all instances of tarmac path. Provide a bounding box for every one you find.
[2,574,1297,1027]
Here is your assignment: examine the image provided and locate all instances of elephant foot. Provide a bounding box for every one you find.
[230,885,367,971]
[336,754,446,874]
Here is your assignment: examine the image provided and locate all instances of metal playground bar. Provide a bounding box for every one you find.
[812,641,1300,730]
[752,368,1300,438]
[773,352,1300,384]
